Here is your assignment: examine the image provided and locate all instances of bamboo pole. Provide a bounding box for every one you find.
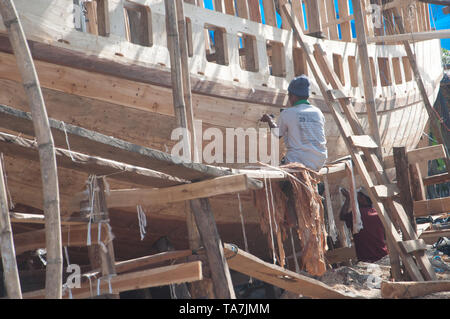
[0,154,22,298]
[0,0,62,298]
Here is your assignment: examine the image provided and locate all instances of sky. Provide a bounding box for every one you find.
[202,1,449,49]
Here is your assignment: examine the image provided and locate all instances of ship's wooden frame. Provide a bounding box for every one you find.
[0,0,446,297]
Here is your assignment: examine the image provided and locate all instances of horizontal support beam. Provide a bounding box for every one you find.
[368,29,450,43]
[23,261,202,299]
[9,212,86,226]
[398,239,427,254]
[13,224,109,255]
[413,196,450,217]
[0,103,232,182]
[384,145,446,169]
[350,135,379,149]
[0,130,186,188]
[423,172,450,186]
[325,246,357,264]
[419,229,450,244]
[372,184,399,198]
[223,244,354,299]
[418,0,450,5]
[70,174,262,211]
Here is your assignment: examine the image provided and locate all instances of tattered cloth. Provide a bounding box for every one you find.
[253,163,328,276]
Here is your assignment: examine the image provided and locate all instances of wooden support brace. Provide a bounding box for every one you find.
[398,239,427,254]
[381,280,450,299]
[413,197,450,217]
[23,261,203,299]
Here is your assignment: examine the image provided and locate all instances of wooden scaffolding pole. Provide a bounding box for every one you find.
[0,154,22,298]
[164,0,235,299]
[0,0,62,298]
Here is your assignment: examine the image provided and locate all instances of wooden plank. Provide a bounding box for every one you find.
[394,146,416,231]
[223,244,354,298]
[372,184,399,198]
[114,250,193,274]
[13,224,110,255]
[0,104,232,182]
[305,0,322,35]
[367,29,450,43]
[423,172,450,186]
[262,0,277,27]
[349,135,379,149]
[10,212,86,226]
[337,0,352,40]
[383,144,446,169]
[191,199,236,298]
[0,155,22,298]
[70,174,262,211]
[248,0,262,23]
[223,0,236,15]
[381,280,450,299]
[235,0,249,18]
[413,197,450,217]
[398,239,427,254]
[292,0,305,32]
[325,0,339,39]
[23,261,203,299]
[420,229,450,244]
[0,130,186,188]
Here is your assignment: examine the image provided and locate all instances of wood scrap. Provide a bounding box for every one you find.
[381,280,450,299]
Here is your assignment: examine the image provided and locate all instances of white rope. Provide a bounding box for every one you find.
[323,173,338,242]
[137,205,147,241]
[63,246,73,299]
[268,178,279,234]
[263,174,277,264]
[0,153,15,209]
[289,227,300,274]
[169,284,177,299]
[86,175,97,246]
[82,272,95,297]
[61,121,78,163]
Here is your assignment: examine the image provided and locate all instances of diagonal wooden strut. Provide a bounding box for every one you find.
[282,3,436,282]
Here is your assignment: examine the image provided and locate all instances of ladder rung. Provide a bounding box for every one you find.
[349,135,379,149]
[372,184,399,198]
[398,239,427,254]
[327,89,355,101]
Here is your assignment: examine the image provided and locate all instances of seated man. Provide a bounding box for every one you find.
[260,74,327,171]
[339,187,388,263]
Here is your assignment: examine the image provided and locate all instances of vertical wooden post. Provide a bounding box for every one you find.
[352,0,382,159]
[337,0,352,41]
[190,198,236,299]
[0,0,62,299]
[393,147,417,233]
[262,0,277,27]
[325,0,338,40]
[305,0,323,37]
[0,155,22,299]
[409,163,427,202]
[247,0,262,23]
[235,0,249,19]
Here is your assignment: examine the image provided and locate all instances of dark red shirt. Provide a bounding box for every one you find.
[342,206,388,263]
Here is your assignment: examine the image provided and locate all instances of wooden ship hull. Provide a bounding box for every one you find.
[0,0,445,295]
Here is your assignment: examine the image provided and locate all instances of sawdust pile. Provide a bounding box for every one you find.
[253,163,328,276]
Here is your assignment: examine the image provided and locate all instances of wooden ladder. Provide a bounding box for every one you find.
[282,4,436,281]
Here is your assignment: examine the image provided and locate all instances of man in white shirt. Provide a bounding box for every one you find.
[261,75,327,171]
[261,75,328,228]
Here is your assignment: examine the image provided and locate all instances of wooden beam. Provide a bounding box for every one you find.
[0,155,22,298]
[190,199,236,298]
[262,0,277,27]
[409,162,427,202]
[337,0,352,41]
[9,212,86,226]
[305,0,323,36]
[114,250,193,274]
[223,244,354,298]
[248,0,262,23]
[0,130,186,188]
[384,145,446,169]
[420,229,450,244]
[413,197,450,217]
[325,246,357,264]
[235,0,249,19]
[70,174,262,211]
[418,0,450,5]
[381,280,450,299]
[0,0,63,298]
[0,103,232,182]
[367,29,450,43]
[423,172,450,186]
[393,147,416,232]
[23,261,203,299]
[398,239,427,254]
[13,224,110,255]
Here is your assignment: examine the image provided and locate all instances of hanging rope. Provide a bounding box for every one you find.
[86,175,97,246]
